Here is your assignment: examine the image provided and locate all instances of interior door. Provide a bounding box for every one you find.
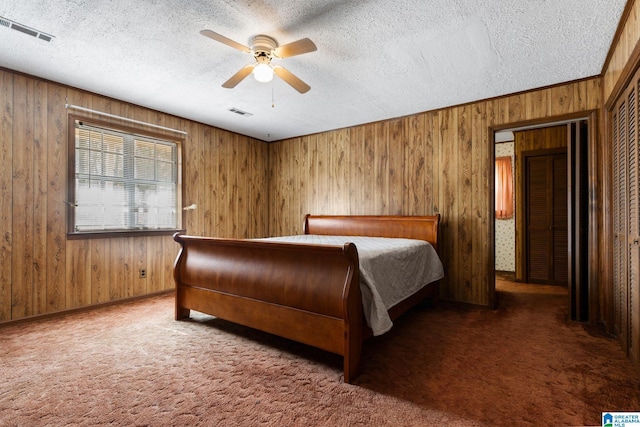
[525,150,568,285]
[613,77,640,365]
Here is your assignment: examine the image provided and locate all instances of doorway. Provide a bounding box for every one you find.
[492,116,596,322]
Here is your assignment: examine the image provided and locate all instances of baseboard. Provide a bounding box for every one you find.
[0,289,174,329]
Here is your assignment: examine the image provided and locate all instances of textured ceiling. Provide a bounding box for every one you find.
[0,0,627,142]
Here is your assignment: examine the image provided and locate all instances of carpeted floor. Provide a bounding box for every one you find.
[1,278,638,426]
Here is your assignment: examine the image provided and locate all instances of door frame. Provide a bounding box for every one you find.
[488,111,599,324]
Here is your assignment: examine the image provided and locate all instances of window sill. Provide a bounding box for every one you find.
[67,229,186,240]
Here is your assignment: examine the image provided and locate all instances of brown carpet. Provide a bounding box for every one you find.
[1,279,638,426]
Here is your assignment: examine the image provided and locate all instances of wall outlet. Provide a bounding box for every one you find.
[139,269,147,278]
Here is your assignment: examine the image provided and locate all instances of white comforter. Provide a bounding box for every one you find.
[259,235,444,336]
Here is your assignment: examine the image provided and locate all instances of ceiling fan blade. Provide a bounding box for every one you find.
[200,29,251,53]
[273,66,311,94]
[222,64,255,88]
[273,38,317,58]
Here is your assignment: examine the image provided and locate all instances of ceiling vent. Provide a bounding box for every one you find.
[228,107,253,117]
[0,16,54,42]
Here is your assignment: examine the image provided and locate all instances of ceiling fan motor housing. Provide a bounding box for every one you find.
[250,34,278,59]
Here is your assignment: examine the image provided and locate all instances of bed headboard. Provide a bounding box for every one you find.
[303,214,441,252]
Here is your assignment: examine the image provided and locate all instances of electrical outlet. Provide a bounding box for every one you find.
[139,269,147,278]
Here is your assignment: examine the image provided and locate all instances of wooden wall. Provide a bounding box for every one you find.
[0,69,269,322]
[268,80,602,306]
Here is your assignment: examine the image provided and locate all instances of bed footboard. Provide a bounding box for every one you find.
[173,233,364,383]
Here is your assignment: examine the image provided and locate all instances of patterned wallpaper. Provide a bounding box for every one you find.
[495,141,515,272]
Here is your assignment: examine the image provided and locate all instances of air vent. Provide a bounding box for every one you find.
[0,16,54,42]
[228,107,253,117]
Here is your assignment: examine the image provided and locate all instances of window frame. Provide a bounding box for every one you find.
[67,114,185,239]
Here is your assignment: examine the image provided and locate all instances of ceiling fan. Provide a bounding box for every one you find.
[200,30,317,94]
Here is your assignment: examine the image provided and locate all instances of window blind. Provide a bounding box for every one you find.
[72,120,179,233]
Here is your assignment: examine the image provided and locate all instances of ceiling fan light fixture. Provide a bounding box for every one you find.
[253,62,273,83]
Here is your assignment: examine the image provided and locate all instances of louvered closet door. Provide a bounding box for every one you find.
[527,157,552,283]
[613,95,629,353]
[612,66,640,366]
[629,80,640,366]
[525,152,568,285]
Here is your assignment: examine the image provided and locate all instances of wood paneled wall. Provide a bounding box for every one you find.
[0,62,615,318]
[0,69,268,322]
[268,80,602,305]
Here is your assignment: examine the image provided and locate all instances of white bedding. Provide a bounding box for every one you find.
[259,235,444,336]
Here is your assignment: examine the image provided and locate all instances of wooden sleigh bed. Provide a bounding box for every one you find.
[172,214,442,383]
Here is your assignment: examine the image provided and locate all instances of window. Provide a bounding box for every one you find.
[495,156,514,219]
[68,117,182,237]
